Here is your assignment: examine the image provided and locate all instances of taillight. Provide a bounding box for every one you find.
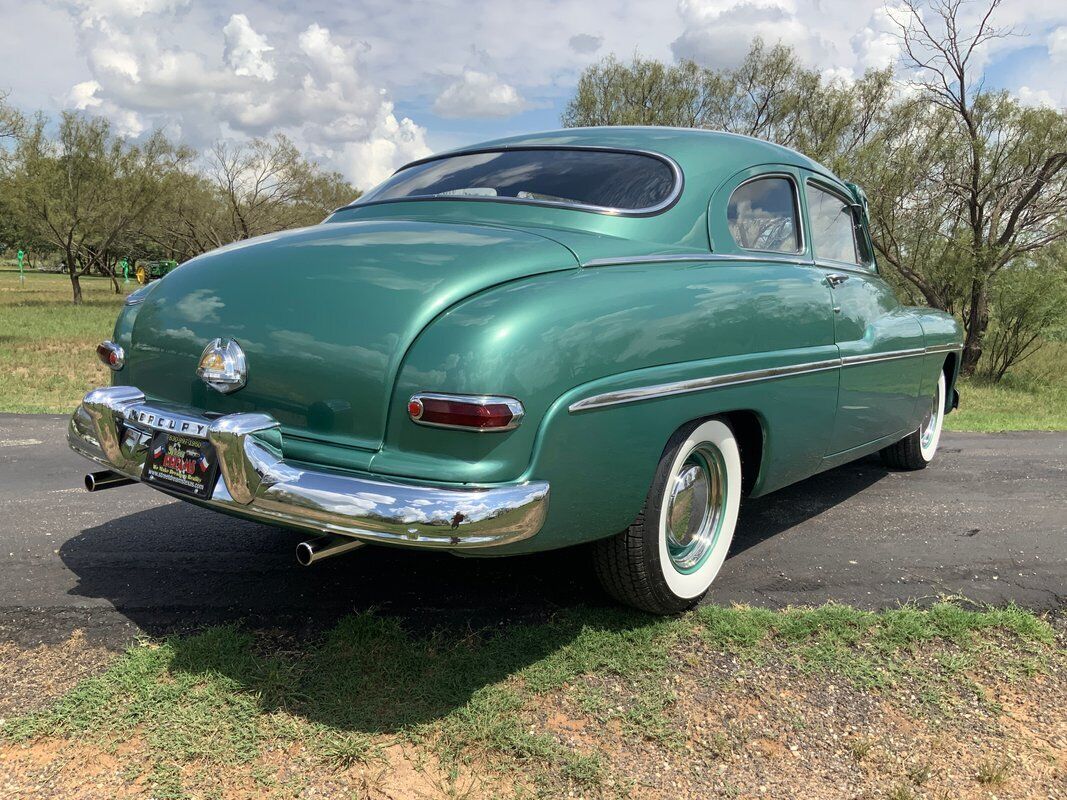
[407,393,524,431]
[96,340,125,371]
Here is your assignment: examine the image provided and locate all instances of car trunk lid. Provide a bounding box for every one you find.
[126,219,578,451]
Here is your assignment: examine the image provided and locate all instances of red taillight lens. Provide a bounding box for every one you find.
[408,393,523,431]
[96,340,125,371]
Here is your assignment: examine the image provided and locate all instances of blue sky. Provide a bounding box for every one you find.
[1,0,1064,189]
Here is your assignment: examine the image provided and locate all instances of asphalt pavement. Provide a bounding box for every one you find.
[0,413,1064,648]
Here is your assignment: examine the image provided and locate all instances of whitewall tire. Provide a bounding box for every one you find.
[881,371,947,470]
[594,419,742,614]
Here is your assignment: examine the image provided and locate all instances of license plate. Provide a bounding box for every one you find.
[142,431,219,499]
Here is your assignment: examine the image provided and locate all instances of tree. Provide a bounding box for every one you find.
[9,113,189,303]
[563,41,897,172]
[978,248,1067,381]
[208,134,358,241]
[890,0,1067,374]
[142,134,359,262]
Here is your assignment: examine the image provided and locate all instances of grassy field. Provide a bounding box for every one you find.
[2,269,1065,430]
[945,343,1067,431]
[0,270,132,414]
[1,603,1063,798]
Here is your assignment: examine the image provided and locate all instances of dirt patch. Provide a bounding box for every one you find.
[0,630,114,717]
[0,737,509,800]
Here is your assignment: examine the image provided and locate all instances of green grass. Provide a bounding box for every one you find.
[945,342,1067,432]
[0,271,131,414]
[2,603,1057,797]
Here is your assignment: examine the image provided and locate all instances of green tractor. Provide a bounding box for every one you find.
[135,259,179,285]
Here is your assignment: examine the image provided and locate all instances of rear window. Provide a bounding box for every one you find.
[356,148,679,214]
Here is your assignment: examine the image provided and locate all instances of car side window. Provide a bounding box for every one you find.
[805,182,862,265]
[727,176,800,253]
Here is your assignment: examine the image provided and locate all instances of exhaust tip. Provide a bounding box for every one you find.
[295,541,315,567]
[84,470,136,492]
[295,535,365,567]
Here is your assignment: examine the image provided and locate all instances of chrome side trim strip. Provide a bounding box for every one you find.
[582,252,814,269]
[840,348,925,367]
[568,345,959,413]
[568,359,841,413]
[926,343,963,354]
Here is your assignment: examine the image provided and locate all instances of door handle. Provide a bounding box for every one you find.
[826,273,850,287]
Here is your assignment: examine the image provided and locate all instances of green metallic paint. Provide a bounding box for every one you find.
[107,127,963,556]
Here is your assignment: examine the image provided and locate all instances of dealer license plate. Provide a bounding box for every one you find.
[142,431,219,499]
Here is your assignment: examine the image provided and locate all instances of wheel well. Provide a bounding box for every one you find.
[941,352,958,413]
[721,410,764,496]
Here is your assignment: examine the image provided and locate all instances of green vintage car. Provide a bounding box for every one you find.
[70,127,962,614]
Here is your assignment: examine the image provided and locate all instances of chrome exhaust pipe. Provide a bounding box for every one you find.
[296,534,365,566]
[85,470,136,492]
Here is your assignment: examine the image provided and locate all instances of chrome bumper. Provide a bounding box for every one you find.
[68,386,549,549]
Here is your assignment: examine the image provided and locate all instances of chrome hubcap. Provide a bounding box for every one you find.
[665,445,726,573]
[920,390,940,448]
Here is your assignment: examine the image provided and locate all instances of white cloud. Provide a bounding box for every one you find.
[67,80,102,110]
[569,33,604,55]
[1049,26,1067,62]
[672,0,821,68]
[223,14,276,81]
[433,70,527,118]
[1017,86,1058,109]
[852,4,907,70]
[57,4,429,189]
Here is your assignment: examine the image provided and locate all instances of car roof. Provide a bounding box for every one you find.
[342,127,849,253]
[411,126,836,182]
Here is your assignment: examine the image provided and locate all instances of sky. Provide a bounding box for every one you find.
[1,0,1065,191]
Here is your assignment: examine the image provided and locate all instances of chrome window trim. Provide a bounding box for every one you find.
[409,392,525,432]
[726,172,805,256]
[568,345,959,413]
[338,145,684,218]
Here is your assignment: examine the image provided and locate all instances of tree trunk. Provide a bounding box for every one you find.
[960,278,989,376]
[67,249,83,305]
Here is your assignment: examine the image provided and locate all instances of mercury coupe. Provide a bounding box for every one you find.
[69,127,963,614]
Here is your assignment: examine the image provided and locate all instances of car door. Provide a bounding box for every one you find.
[801,174,925,455]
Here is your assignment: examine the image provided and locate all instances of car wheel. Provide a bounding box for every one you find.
[593,418,742,615]
[880,370,946,470]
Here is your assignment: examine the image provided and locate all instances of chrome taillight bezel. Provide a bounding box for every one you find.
[96,340,125,371]
[407,392,525,432]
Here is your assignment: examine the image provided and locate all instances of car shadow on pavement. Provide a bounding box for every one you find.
[58,455,891,640]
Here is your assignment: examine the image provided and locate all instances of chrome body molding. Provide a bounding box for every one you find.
[569,345,962,413]
[569,359,841,413]
[581,252,814,269]
[840,348,925,367]
[69,386,549,549]
[925,342,964,355]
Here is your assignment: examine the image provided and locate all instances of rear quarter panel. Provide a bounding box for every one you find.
[378,259,839,553]
[909,307,965,406]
